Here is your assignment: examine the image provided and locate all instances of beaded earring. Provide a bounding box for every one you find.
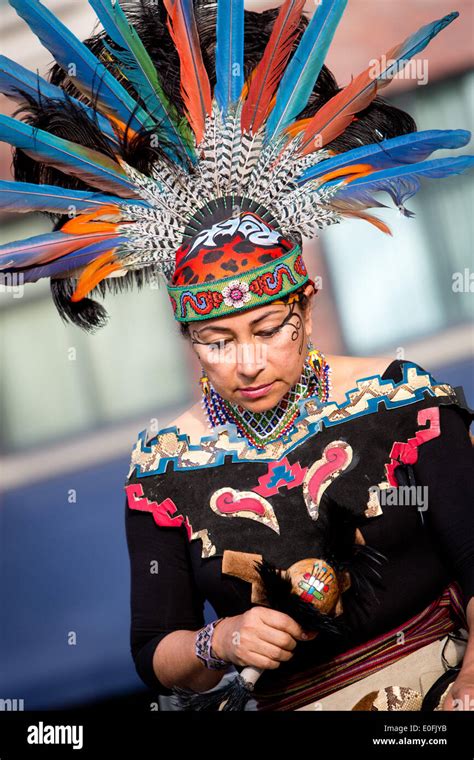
[307,338,322,375]
[199,367,211,399]
[307,339,332,402]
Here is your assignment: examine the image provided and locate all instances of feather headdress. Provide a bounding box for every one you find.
[0,0,473,328]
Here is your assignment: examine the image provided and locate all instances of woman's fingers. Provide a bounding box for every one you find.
[248,637,296,663]
[230,606,319,669]
[252,606,308,641]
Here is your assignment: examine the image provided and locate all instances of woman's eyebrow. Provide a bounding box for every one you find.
[195,310,281,337]
[194,326,233,336]
[250,309,283,326]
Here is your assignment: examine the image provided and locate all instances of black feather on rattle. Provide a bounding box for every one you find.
[253,557,345,636]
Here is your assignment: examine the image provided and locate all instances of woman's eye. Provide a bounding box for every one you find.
[207,339,230,349]
[257,327,280,338]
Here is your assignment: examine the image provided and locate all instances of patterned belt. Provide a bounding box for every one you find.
[253,582,467,712]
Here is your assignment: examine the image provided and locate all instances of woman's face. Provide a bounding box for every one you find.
[187,284,314,412]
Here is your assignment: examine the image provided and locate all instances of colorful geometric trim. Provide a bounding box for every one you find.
[166,242,308,322]
[127,362,459,478]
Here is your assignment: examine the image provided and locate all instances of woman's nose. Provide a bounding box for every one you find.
[235,341,268,374]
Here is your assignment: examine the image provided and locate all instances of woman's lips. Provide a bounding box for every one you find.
[239,381,274,399]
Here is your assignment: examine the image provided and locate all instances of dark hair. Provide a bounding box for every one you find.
[12,0,416,330]
[178,283,314,338]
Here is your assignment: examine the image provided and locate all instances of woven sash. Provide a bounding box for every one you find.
[253,582,467,711]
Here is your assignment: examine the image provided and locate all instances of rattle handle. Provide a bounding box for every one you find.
[239,666,264,690]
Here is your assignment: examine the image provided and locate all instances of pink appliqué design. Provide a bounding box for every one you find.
[125,483,193,540]
[386,406,441,486]
[209,487,280,533]
[214,491,265,516]
[303,440,353,520]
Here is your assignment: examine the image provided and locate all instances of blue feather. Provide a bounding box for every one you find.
[214,0,244,116]
[1,237,130,283]
[0,55,120,147]
[380,11,459,81]
[8,0,154,134]
[298,129,472,185]
[266,0,347,141]
[0,230,126,269]
[0,115,137,198]
[328,155,474,216]
[296,11,460,157]
[88,0,195,164]
[0,181,149,214]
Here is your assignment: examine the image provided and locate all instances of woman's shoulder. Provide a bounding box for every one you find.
[326,353,432,385]
[324,354,404,404]
[165,400,209,446]
[126,401,209,483]
[322,353,439,405]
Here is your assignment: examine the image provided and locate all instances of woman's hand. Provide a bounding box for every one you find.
[442,667,474,711]
[211,606,318,671]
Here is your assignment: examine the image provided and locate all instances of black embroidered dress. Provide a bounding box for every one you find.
[124,359,474,707]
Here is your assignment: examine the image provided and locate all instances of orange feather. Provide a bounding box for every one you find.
[335,209,393,235]
[61,206,123,235]
[297,68,380,156]
[283,117,312,139]
[163,0,212,144]
[317,163,375,186]
[241,0,305,135]
[71,250,123,302]
[105,114,138,145]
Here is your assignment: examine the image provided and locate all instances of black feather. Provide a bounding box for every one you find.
[254,557,345,636]
[12,90,118,195]
[49,264,165,331]
[50,279,109,333]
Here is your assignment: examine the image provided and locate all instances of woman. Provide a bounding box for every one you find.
[125,278,474,711]
[0,0,473,711]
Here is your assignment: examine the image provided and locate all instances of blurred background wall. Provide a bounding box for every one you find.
[0,0,473,709]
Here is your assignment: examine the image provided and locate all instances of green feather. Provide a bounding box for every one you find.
[89,0,195,161]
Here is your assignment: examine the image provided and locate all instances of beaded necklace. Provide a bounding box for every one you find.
[201,348,331,450]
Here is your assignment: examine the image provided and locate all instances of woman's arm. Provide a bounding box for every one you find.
[125,493,219,695]
[152,627,229,692]
[154,607,314,692]
[459,596,474,673]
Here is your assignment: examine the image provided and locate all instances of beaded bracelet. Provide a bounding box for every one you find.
[195,617,231,670]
